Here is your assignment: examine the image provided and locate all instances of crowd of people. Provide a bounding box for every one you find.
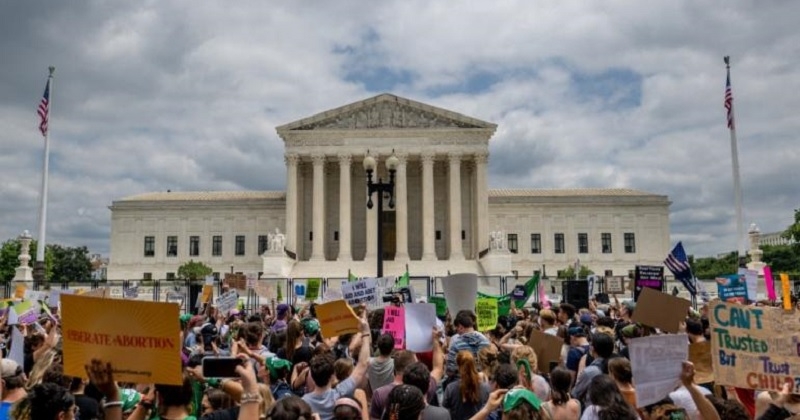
[0,286,797,420]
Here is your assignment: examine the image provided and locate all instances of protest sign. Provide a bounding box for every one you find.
[780,273,791,310]
[405,303,437,352]
[204,275,215,286]
[428,296,447,318]
[629,333,688,407]
[634,265,664,301]
[315,299,360,338]
[764,266,777,301]
[528,329,564,374]
[246,273,257,290]
[14,284,26,299]
[476,297,498,332]
[688,341,714,384]
[709,300,800,392]
[382,305,405,349]
[606,276,625,294]
[631,287,691,333]
[716,274,748,303]
[201,285,214,304]
[306,278,321,301]
[61,294,182,385]
[742,268,759,302]
[215,290,239,315]
[442,273,478,315]
[123,286,139,299]
[12,300,39,324]
[341,278,378,307]
[224,273,247,291]
[166,292,185,310]
[48,289,73,307]
[24,290,48,303]
[9,326,24,367]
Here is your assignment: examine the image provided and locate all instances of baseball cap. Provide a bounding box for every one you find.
[1,360,22,379]
[568,326,586,337]
[579,314,593,326]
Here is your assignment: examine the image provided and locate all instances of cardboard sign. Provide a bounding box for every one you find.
[634,265,664,301]
[442,273,478,315]
[631,287,691,333]
[629,334,688,407]
[315,299,360,338]
[709,300,800,392]
[224,273,247,291]
[688,341,715,384]
[61,294,182,385]
[215,290,239,315]
[606,276,625,294]
[306,278,321,301]
[382,305,405,349]
[528,329,563,373]
[476,297,498,332]
[341,278,378,307]
[716,274,748,303]
[201,285,213,304]
[405,303,437,352]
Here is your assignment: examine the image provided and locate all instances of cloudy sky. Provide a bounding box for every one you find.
[1,1,798,259]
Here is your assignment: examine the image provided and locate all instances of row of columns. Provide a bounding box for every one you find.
[284,151,489,262]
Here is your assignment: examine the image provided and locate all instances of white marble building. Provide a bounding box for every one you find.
[108,94,670,280]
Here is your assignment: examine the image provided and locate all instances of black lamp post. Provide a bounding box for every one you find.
[364,150,399,278]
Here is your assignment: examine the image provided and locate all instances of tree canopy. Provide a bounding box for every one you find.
[0,239,90,283]
[177,260,213,281]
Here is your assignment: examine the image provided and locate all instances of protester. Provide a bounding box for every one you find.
[446,311,490,377]
[367,334,396,392]
[381,385,425,420]
[443,351,490,420]
[402,362,449,420]
[607,357,637,410]
[580,374,638,420]
[542,367,580,420]
[0,359,27,420]
[570,333,615,404]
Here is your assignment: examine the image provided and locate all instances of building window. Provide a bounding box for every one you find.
[143,236,155,257]
[435,230,441,240]
[212,235,223,256]
[258,235,269,255]
[461,230,466,240]
[334,231,339,241]
[624,232,636,253]
[578,233,589,254]
[166,236,178,257]
[189,236,200,257]
[508,234,518,254]
[309,232,313,241]
[142,272,152,281]
[235,235,246,256]
[554,233,565,254]
[166,272,176,280]
[601,233,612,253]
[530,234,541,254]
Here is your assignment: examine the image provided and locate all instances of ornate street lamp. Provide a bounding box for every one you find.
[364,150,399,277]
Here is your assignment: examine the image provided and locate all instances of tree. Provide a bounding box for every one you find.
[691,252,740,279]
[761,244,800,276]
[48,244,92,283]
[558,265,593,279]
[177,260,213,281]
[782,208,800,245]
[0,239,54,282]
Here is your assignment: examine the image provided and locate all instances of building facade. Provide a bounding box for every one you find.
[108,94,671,280]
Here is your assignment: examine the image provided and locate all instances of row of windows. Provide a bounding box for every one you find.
[507,232,636,254]
[144,235,271,258]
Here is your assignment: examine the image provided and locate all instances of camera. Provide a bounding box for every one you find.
[382,287,412,304]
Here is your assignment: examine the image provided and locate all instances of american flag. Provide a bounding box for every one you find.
[38,78,51,136]
[724,72,734,130]
[664,241,697,296]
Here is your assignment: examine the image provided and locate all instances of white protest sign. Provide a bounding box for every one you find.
[246,273,257,290]
[341,278,379,307]
[204,275,215,286]
[741,268,759,301]
[9,326,25,367]
[629,333,688,407]
[215,290,240,315]
[24,290,48,303]
[606,276,625,294]
[441,273,478,315]
[404,303,437,352]
[166,292,185,309]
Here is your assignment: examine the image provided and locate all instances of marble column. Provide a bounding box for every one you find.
[448,152,464,260]
[284,153,299,256]
[310,153,326,261]
[337,153,352,261]
[474,151,489,255]
[394,152,409,261]
[365,157,378,261]
[421,152,436,260]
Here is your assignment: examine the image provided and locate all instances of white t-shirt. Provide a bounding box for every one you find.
[669,385,712,420]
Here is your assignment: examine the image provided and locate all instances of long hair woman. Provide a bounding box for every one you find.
[608,357,638,410]
[542,367,580,420]
[582,374,639,420]
[443,351,490,419]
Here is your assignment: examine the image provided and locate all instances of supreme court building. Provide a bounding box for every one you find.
[108,94,671,280]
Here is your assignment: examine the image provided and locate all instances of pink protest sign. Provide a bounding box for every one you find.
[764,266,776,301]
[382,305,405,349]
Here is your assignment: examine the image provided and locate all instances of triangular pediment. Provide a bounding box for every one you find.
[277,93,496,132]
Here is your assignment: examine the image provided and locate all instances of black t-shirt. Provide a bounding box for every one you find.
[75,394,101,420]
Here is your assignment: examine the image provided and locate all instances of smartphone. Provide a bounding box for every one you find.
[202,357,242,378]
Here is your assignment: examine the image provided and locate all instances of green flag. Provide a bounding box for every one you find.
[497,295,512,316]
[306,278,321,301]
[277,283,283,302]
[397,271,410,288]
[348,270,358,283]
[428,296,447,318]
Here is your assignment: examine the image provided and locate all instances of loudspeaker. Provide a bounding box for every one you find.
[595,293,610,304]
[188,283,202,314]
[562,281,590,310]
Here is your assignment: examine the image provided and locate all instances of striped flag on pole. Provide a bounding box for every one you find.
[38,78,51,136]
[725,71,735,130]
[664,241,697,296]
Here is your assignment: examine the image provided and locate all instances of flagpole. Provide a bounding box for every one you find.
[724,56,746,266]
[34,66,55,283]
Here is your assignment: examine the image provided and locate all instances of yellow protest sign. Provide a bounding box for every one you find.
[780,273,791,310]
[201,285,213,303]
[315,299,360,338]
[475,297,498,332]
[14,284,26,299]
[61,294,182,385]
